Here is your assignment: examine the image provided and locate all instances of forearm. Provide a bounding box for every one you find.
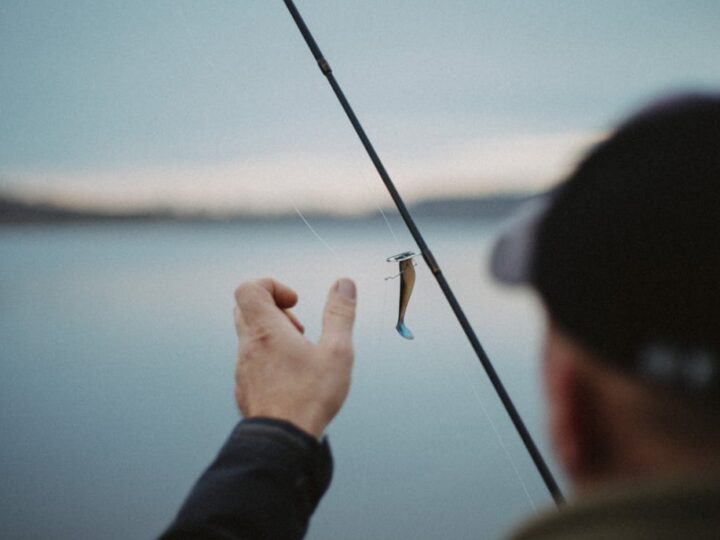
[160,418,333,540]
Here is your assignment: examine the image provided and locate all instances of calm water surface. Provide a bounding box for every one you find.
[0,218,564,539]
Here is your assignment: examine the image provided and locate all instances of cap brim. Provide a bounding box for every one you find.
[490,195,551,285]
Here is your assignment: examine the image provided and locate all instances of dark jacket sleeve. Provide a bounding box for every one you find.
[159,418,333,540]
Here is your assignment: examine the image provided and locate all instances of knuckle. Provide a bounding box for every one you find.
[239,319,275,349]
[325,301,355,320]
[327,339,353,359]
[250,321,273,344]
[235,280,262,301]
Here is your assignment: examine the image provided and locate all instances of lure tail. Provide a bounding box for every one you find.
[396,321,414,340]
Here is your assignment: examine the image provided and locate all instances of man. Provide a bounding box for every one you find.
[161,94,720,539]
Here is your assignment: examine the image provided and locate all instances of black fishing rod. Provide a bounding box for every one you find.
[282,0,564,506]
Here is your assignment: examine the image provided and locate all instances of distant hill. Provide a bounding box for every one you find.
[0,196,179,224]
[408,193,536,220]
[0,192,537,225]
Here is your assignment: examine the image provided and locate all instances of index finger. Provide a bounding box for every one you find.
[234,278,299,325]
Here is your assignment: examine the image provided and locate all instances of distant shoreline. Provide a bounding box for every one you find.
[0,192,537,225]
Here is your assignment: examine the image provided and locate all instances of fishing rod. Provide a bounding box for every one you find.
[282,0,564,506]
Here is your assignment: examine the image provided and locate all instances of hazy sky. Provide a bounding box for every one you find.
[2,1,719,213]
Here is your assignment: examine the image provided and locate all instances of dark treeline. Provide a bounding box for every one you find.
[0,192,536,225]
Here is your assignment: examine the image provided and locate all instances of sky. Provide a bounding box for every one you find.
[1,1,719,215]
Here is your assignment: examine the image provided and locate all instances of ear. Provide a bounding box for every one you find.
[542,324,610,488]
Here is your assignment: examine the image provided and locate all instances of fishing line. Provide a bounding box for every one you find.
[377,204,401,248]
[290,200,338,256]
[355,164,402,248]
[379,275,390,338]
[453,356,539,513]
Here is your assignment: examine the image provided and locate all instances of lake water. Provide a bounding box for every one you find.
[0,217,565,539]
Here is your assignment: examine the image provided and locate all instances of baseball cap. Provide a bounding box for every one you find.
[491,94,720,395]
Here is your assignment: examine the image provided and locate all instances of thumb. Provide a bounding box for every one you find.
[320,278,357,348]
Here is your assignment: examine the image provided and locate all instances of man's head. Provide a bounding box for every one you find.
[492,93,720,493]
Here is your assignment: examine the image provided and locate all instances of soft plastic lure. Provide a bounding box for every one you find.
[386,251,418,339]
